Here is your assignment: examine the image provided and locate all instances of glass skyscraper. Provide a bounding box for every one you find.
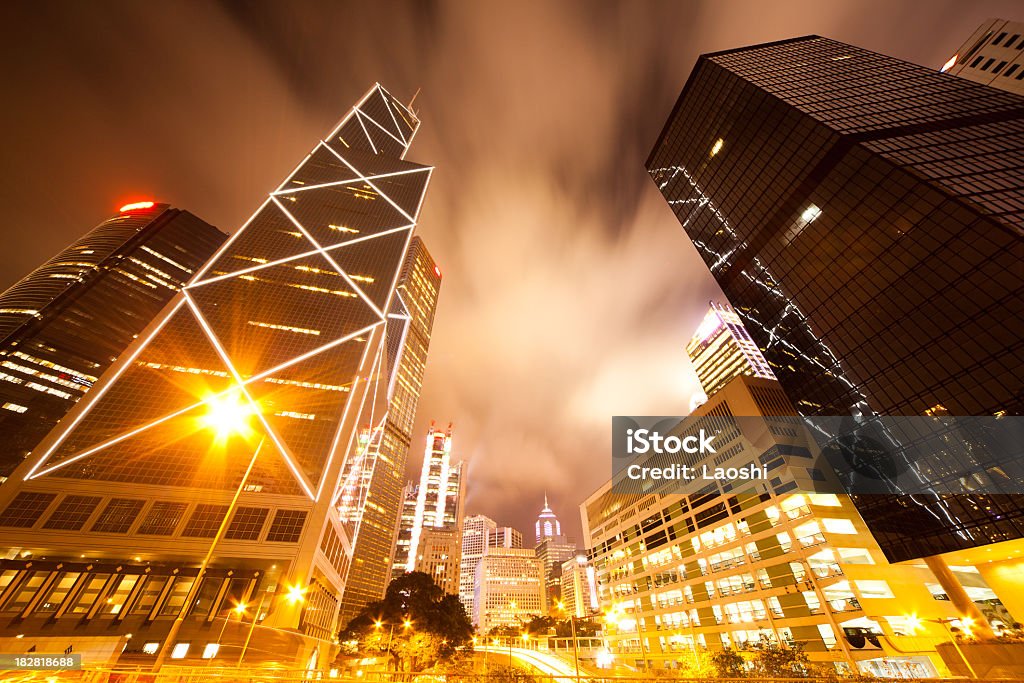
[687,301,777,400]
[648,36,1024,562]
[337,236,442,624]
[391,424,465,580]
[0,204,225,478]
[0,83,432,668]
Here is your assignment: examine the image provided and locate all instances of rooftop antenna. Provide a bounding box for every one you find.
[408,87,422,114]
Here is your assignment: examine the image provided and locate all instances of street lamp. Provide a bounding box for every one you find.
[216,601,247,647]
[375,619,399,670]
[556,601,581,679]
[508,600,517,668]
[151,391,264,672]
[924,616,978,679]
[238,591,272,667]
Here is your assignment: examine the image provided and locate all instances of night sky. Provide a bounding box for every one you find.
[1,0,1019,542]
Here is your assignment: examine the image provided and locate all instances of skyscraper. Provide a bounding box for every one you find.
[647,36,1024,562]
[489,526,523,550]
[686,301,777,399]
[459,514,497,617]
[474,547,545,634]
[0,83,432,668]
[944,19,1024,95]
[585,374,975,676]
[391,424,466,586]
[535,493,562,545]
[337,237,441,624]
[0,203,225,477]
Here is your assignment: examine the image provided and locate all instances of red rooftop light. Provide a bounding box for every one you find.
[119,201,156,213]
[434,265,442,278]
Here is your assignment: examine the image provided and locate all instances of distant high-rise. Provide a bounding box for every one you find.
[459,514,498,617]
[338,236,441,624]
[686,301,776,398]
[0,83,432,668]
[559,555,598,619]
[489,526,523,550]
[535,493,562,544]
[391,424,465,583]
[535,535,576,607]
[415,526,461,596]
[391,481,419,580]
[648,36,1024,562]
[944,19,1024,95]
[474,547,545,634]
[0,203,225,477]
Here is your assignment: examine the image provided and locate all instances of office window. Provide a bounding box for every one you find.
[91,498,145,533]
[182,504,230,538]
[266,509,307,543]
[43,495,101,530]
[137,501,188,536]
[225,507,269,540]
[0,492,56,527]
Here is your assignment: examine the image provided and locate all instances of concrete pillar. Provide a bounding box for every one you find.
[924,555,995,641]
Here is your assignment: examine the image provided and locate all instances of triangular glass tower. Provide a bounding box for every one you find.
[0,84,431,664]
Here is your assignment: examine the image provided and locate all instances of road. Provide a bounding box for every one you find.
[477,646,579,681]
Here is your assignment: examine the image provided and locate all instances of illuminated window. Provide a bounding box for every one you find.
[142,642,159,655]
[2,402,27,413]
[170,642,189,659]
[822,518,857,534]
[202,643,219,659]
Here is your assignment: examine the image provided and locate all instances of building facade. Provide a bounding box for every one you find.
[0,204,225,478]
[535,494,562,545]
[536,536,577,610]
[584,375,1002,677]
[944,19,1024,95]
[490,526,523,550]
[337,236,441,624]
[647,36,1024,562]
[392,424,465,581]
[415,527,461,596]
[559,555,598,619]
[459,515,498,618]
[686,301,777,399]
[0,83,432,668]
[474,547,546,635]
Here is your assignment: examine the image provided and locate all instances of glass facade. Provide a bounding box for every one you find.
[0,84,433,661]
[391,426,466,580]
[0,205,225,477]
[337,236,442,624]
[648,36,1024,562]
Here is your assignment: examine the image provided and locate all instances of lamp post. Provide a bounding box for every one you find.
[217,601,247,648]
[237,591,272,667]
[152,392,265,672]
[927,617,978,679]
[375,620,399,670]
[556,601,581,679]
[508,600,517,669]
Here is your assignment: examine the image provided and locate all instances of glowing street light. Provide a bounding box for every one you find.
[152,393,265,672]
[286,582,307,604]
[556,600,581,678]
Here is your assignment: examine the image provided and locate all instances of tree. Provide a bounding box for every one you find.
[338,572,474,671]
[750,640,811,678]
[710,647,747,677]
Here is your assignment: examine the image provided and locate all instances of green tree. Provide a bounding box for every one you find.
[751,640,812,678]
[338,572,473,671]
[710,647,747,677]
